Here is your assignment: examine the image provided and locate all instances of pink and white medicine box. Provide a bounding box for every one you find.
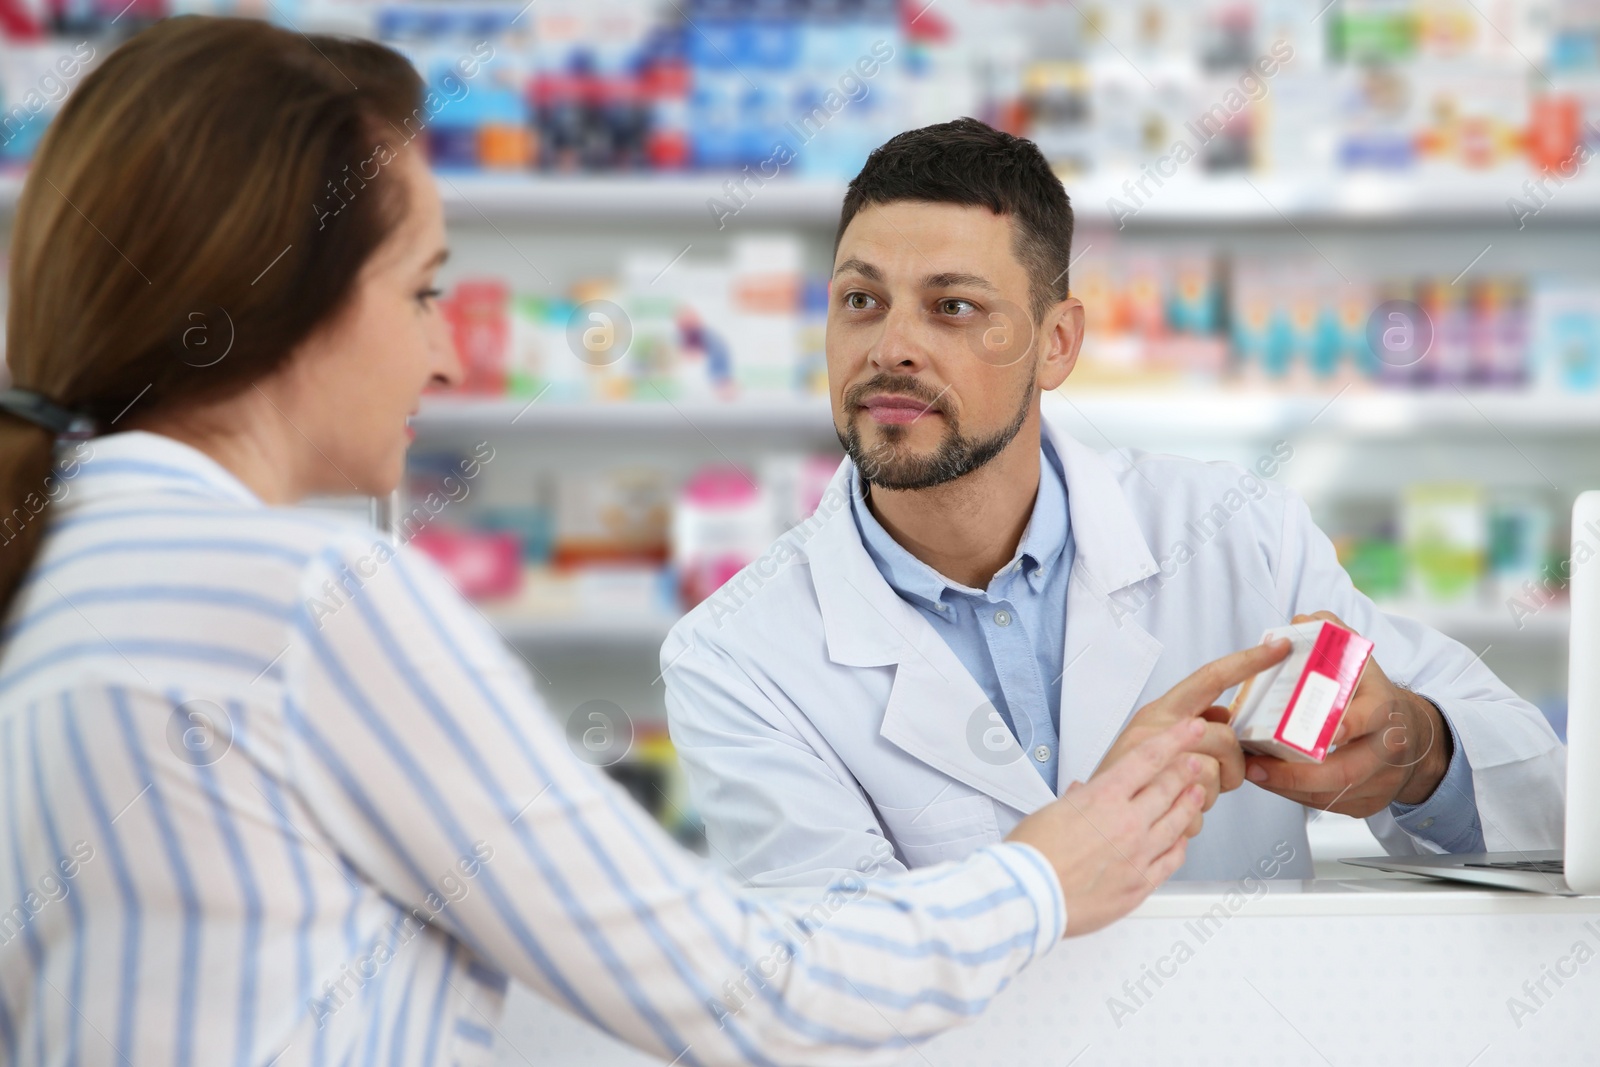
[1229,620,1374,763]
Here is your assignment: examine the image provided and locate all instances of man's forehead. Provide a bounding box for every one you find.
[833,203,1020,283]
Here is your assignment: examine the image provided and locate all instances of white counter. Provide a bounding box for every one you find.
[491,872,1600,1066]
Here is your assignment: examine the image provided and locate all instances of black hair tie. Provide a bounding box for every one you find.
[0,388,97,440]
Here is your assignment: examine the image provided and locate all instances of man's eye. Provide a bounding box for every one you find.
[416,288,443,308]
[844,292,877,310]
[939,298,974,316]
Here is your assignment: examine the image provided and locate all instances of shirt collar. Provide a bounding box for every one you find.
[851,440,1071,617]
[57,430,265,512]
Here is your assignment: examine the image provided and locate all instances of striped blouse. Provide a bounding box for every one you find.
[0,430,1065,1066]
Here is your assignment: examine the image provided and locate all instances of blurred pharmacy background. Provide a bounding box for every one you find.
[3,0,1600,866]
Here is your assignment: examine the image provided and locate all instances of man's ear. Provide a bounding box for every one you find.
[1038,296,1084,391]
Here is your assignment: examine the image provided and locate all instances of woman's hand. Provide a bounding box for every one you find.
[1006,640,1294,936]
[1006,719,1207,936]
[1091,638,1293,836]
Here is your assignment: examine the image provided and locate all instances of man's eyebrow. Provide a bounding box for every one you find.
[832,258,883,281]
[923,271,997,294]
[425,248,450,269]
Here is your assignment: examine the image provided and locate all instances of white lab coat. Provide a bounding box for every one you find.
[662,420,1567,886]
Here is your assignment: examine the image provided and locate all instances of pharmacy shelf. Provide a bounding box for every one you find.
[1376,600,1569,643]
[5,171,1590,227]
[415,394,836,433]
[475,597,1565,650]
[485,610,678,648]
[414,390,1600,440]
[427,171,1600,227]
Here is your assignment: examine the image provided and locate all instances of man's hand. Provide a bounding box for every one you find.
[1093,638,1292,835]
[1007,719,1209,937]
[1243,611,1453,818]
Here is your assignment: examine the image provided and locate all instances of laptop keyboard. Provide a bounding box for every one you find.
[1463,859,1565,874]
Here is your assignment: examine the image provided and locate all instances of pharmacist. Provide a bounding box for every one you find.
[663,119,1567,887]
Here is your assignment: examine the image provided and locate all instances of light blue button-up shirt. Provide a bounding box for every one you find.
[853,442,1074,789]
[851,439,1485,849]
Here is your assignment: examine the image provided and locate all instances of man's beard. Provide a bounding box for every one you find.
[836,373,1035,492]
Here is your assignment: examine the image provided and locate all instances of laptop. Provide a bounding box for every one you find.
[1341,490,1600,896]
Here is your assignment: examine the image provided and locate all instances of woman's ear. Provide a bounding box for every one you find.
[1038,296,1084,391]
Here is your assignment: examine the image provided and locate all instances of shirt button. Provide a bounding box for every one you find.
[994,609,1012,627]
[1033,744,1051,763]
[1418,817,1435,830]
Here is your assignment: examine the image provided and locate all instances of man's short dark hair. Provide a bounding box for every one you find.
[835,118,1074,322]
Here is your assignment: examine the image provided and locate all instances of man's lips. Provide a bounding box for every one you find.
[859,395,941,425]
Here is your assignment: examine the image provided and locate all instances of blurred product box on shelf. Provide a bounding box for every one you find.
[1231,620,1374,764]
[1402,483,1486,604]
[410,527,523,600]
[1532,279,1600,392]
[1334,482,1562,613]
[672,464,769,609]
[552,465,672,568]
[1490,492,1557,602]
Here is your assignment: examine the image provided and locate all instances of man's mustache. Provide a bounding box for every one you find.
[843,376,949,415]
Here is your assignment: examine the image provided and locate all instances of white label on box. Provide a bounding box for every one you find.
[1280,672,1340,752]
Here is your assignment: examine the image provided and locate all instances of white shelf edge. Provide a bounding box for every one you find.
[484,612,678,646]
[478,601,1566,646]
[3,171,1594,225]
[414,391,1600,438]
[431,172,1600,226]
[1376,600,1569,641]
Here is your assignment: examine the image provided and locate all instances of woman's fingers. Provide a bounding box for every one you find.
[1148,782,1207,858]
[1131,753,1205,825]
[1099,718,1205,800]
[1145,833,1191,886]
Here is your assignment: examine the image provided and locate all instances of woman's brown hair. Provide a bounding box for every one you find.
[0,15,423,617]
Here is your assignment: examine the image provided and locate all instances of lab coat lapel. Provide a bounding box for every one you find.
[1046,423,1166,791]
[805,462,1057,815]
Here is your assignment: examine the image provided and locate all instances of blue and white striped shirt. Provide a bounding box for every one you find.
[0,430,1066,1066]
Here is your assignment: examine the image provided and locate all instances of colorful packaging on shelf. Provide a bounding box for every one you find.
[726,234,801,397]
[1488,494,1555,603]
[410,527,523,601]
[1402,483,1486,603]
[1531,279,1600,392]
[441,280,510,394]
[1230,620,1374,764]
[554,466,671,569]
[1470,277,1527,386]
[672,465,771,610]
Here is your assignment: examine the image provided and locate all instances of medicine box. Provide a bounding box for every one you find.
[1229,620,1374,763]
